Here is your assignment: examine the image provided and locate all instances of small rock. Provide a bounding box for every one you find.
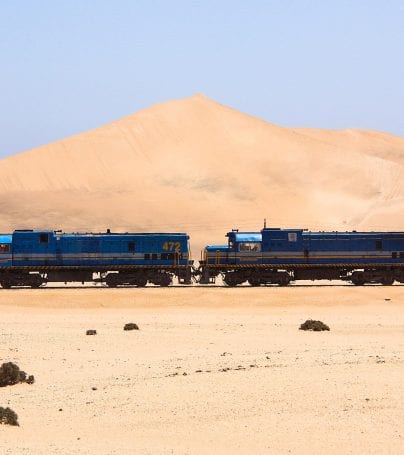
[86,330,97,336]
[91,387,97,391]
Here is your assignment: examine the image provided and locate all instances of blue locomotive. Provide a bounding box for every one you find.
[0,230,192,288]
[199,227,404,286]
[2,226,404,288]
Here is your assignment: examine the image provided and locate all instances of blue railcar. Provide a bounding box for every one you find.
[200,227,404,286]
[0,230,192,288]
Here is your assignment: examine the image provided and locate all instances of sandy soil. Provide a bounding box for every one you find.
[0,285,403,454]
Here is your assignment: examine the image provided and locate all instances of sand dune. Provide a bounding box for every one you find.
[1,94,404,252]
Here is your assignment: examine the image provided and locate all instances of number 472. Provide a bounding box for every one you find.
[163,241,181,252]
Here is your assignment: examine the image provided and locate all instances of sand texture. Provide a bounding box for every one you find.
[1,95,404,252]
[0,286,403,454]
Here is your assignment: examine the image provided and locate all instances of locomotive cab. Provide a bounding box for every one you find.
[226,231,262,263]
[0,234,12,268]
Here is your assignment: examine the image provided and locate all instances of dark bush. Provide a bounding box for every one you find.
[0,407,19,426]
[299,320,330,331]
[0,362,34,387]
[124,323,139,331]
[86,329,97,335]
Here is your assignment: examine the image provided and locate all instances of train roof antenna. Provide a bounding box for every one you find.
[264,218,267,229]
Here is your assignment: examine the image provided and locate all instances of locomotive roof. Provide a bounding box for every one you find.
[12,230,188,236]
[262,228,404,235]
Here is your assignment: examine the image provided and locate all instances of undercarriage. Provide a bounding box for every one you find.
[0,266,192,288]
[197,264,404,286]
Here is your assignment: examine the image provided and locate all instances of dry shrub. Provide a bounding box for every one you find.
[0,407,19,426]
[0,362,34,387]
[124,323,139,331]
[299,320,330,331]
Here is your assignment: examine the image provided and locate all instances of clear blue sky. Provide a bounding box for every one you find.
[1,0,403,158]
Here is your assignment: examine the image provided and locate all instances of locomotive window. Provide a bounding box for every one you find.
[39,233,49,243]
[128,242,135,253]
[375,240,382,250]
[0,244,10,253]
[238,242,261,252]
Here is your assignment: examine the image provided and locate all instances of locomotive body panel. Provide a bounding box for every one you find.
[9,231,190,269]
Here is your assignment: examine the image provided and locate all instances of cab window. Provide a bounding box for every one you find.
[238,242,261,252]
[0,244,10,253]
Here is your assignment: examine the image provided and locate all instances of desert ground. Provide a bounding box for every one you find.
[1,285,403,454]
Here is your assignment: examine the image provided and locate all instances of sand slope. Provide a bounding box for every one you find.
[1,94,404,252]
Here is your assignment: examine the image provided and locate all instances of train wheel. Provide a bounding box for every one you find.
[248,278,261,287]
[105,275,118,287]
[351,272,365,286]
[381,275,394,286]
[158,274,172,287]
[224,274,238,287]
[135,277,148,287]
[277,275,291,286]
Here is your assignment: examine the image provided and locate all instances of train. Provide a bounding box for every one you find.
[1,226,404,288]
